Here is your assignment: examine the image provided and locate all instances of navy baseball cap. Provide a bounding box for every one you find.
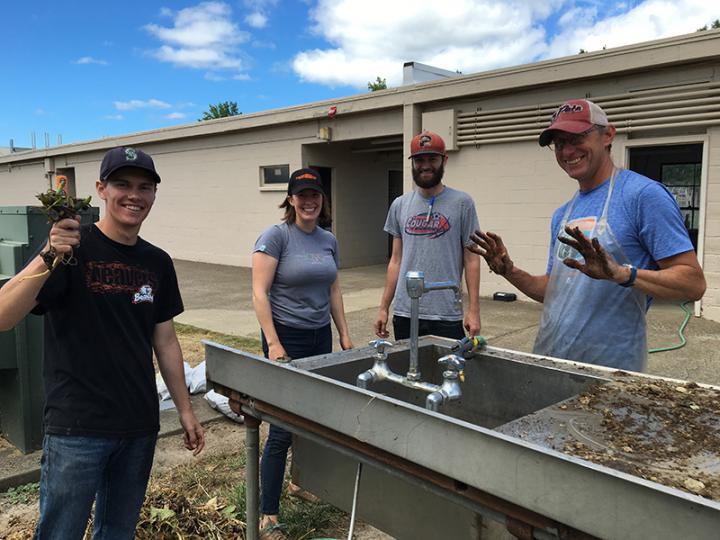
[288,168,324,195]
[100,147,161,183]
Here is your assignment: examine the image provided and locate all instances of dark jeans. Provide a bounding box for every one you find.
[34,433,157,540]
[392,315,465,341]
[260,321,332,515]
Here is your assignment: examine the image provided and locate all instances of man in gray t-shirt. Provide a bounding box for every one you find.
[374,131,481,341]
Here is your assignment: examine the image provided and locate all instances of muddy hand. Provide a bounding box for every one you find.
[48,217,81,255]
[558,225,623,281]
[468,230,514,277]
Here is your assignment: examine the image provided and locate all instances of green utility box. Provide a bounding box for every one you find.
[0,206,99,453]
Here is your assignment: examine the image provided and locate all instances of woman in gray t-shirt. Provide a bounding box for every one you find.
[251,168,353,535]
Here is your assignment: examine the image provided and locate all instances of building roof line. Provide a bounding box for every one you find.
[3,29,720,164]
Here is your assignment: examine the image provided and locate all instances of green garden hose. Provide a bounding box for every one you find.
[648,300,693,354]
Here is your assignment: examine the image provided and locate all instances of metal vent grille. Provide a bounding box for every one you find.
[457,80,720,147]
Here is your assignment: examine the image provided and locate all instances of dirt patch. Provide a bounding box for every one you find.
[0,420,391,540]
[560,380,720,500]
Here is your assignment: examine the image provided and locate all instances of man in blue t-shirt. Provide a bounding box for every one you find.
[469,99,706,371]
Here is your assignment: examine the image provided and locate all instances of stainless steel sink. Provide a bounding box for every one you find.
[295,337,607,428]
[206,337,720,540]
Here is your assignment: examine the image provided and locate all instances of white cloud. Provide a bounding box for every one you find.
[75,56,108,65]
[145,1,249,73]
[243,0,278,28]
[548,0,720,57]
[164,112,187,119]
[291,0,719,90]
[204,72,226,81]
[292,0,560,88]
[113,99,172,111]
[103,114,124,120]
[246,12,267,28]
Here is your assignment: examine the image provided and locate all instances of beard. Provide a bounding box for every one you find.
[412,164,444,189]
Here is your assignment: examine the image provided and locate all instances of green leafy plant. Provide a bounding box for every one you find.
[367,76,387,91]
[5,482,40,505]
[199,101,241,121]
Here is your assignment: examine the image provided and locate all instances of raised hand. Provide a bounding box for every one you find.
[557,225,624,281]
[468,230,514,277]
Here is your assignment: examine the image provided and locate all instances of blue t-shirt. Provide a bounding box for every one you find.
[254,222,339,329]
[547,169,693,275]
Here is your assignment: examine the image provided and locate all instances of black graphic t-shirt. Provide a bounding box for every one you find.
[33,224,183,437]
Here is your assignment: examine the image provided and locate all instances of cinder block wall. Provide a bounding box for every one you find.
[704,127,720,322]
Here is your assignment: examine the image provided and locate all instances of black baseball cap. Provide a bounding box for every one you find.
[288,168,324,195]
[100,147,161,183]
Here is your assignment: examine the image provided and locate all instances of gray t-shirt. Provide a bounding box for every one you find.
[254,222,339,329]
[385,186,480,321]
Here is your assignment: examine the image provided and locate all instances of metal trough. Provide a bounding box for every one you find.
[206,337,720,540]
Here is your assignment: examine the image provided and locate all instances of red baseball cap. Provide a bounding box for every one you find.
[409,130,446,158]
[539,99,609,147]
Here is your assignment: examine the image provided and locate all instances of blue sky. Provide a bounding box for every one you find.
[2,0,717,148]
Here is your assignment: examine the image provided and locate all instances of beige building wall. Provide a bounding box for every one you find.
[0,161,50,204]
[704,126,720,321]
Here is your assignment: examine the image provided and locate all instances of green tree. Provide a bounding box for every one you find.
[367,77,387,91]
[199,101,241,121]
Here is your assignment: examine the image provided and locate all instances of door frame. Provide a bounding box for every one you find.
[619,134,709,317]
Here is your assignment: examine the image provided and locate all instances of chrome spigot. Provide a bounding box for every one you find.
[370,339,393,359]
[405,271,461,382]
[357,339,394,389]
[426,354,465,412]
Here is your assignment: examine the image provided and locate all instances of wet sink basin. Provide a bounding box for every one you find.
[294,336,608,428]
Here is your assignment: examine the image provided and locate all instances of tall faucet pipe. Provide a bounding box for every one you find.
[408,296,421,381]
[407,281,460,382]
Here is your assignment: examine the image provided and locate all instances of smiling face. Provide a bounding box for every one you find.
[552,124,616,190]
[411,154,446,190]
[288,189,323,226]
[96,168,157,239]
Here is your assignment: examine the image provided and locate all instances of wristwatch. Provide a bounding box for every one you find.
[619,264,637,288]
[39,247,58,271]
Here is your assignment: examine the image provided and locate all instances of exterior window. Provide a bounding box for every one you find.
[662,163,701,229]
[261,165,289,186]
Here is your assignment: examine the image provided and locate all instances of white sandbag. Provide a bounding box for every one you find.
[187,361,207,394]
[204,389,244,423]
[156,361,194,401]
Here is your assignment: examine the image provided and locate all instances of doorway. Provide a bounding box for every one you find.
[627,144,702,250]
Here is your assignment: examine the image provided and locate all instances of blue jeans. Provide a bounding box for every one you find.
[260,321,331,515]
[392,315,465,341]
[33,433,157,540]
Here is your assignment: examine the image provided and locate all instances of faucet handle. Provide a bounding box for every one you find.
[369,339,393,356]
[438,354,465,372]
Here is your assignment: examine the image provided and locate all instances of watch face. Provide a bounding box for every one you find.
[41,247,58,270]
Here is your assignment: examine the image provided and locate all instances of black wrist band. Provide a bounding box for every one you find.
[619,264,637,287]
[39,247,58,271]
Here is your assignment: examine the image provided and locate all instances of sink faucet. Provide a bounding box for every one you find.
[405,271,461,381]
[356,339,393,389]
[426,354,465,412]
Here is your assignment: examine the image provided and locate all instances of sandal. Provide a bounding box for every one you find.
[287,482,321,504]
[259,523,288,540]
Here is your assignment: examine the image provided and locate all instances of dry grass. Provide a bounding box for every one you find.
[174,322,263,367]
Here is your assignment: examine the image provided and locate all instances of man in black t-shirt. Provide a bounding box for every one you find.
[0,147,205,539]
